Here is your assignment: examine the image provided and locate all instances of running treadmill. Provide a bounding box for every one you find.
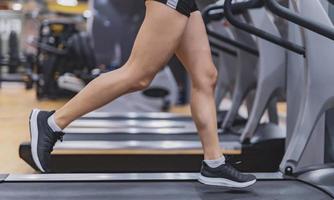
[20,123,283,172]
[0,172,332,200]
[2,0,334,199]
[19,1,288,173]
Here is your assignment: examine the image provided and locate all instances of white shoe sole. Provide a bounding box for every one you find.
[198,174,256,188]
[29,109,46,172]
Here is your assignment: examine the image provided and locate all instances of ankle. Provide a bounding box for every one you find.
[204,152,223,161]
[53,112,68,130]
[204,156,225,168]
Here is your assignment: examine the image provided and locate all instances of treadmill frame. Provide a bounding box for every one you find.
[1,173,333,199]
[2,172,283,182]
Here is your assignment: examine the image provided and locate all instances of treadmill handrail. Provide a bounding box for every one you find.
[203,1,261,56]
[228,0,264,13]
[207,29,259,56]
[202,5,225,23]
[267,0,334,41]
[209,41,238,57]
[224,0,305,55]
[203,0,264,23]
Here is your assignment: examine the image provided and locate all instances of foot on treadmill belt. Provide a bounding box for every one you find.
[29,109,64,173]
[198,162,257,188]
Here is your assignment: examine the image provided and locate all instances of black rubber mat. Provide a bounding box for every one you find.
[0,180,331,200]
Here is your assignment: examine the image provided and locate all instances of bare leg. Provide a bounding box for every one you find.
[54,1,188,129]
[175,11,222,160]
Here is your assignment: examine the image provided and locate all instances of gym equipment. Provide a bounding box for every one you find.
[266,0,334,174]
[325,110,334,162]
[20,121,284,172]
[205,5,283,138]
[202,5,242,107]
[324,0,334,160]
[0,171,333,199]
[204,1,285,141]
[205,10,259,119]
[0,56,34,89]
[207,19,240,109]
[224,0,334,173]
[19,2,288,173]
[0,12,33,89]
[0,31,34,89]
[204,5,282,138]
[239,6,286,142]
[8,31,20,74]
[33,19,79,99]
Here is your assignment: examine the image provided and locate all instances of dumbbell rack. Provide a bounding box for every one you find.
[0,30,34,89]
[0,56,34,89]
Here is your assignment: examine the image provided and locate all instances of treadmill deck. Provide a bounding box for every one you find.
[0,173,332,200]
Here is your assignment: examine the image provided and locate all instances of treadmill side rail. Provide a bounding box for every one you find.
[5,172,283,182]
[0,174,9,182]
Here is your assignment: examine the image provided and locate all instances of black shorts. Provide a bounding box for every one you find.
[147,0,198,17]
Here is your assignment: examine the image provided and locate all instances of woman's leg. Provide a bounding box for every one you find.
[30,1,190,173]
[175,11,221,160]
[176,10,257,188]
[54,1,188,129]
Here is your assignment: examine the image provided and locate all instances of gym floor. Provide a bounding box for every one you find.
[0,83,193,174]
[0,83,66,173]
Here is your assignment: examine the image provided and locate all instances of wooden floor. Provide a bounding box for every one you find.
[0,83,66,173]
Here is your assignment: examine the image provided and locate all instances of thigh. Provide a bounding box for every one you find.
[175,11,216,79]
[127,1,188,76]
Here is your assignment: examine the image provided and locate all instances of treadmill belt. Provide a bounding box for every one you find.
[0,180,331,200]
[63,132,240,141]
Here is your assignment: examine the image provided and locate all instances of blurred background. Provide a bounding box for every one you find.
[0,0,333,174]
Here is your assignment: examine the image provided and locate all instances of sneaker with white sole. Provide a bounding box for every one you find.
[198,161,257,188]
[29,109,64,173]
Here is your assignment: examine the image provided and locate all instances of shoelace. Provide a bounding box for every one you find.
[45,131,65,154]
[225,155,243,165]
[55,131,65,142]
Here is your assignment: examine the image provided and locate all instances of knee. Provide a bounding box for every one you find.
[129,74,155,91]
[192,65,218,92]
[208,67,218,88]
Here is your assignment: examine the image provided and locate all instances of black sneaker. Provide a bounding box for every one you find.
[198,162,257,188]
[29,109,64,173]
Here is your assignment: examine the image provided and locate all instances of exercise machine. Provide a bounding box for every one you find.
[19,1,288,173]
[0,171,332,200]
[0,30,34,89]
[223,0,334,173]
